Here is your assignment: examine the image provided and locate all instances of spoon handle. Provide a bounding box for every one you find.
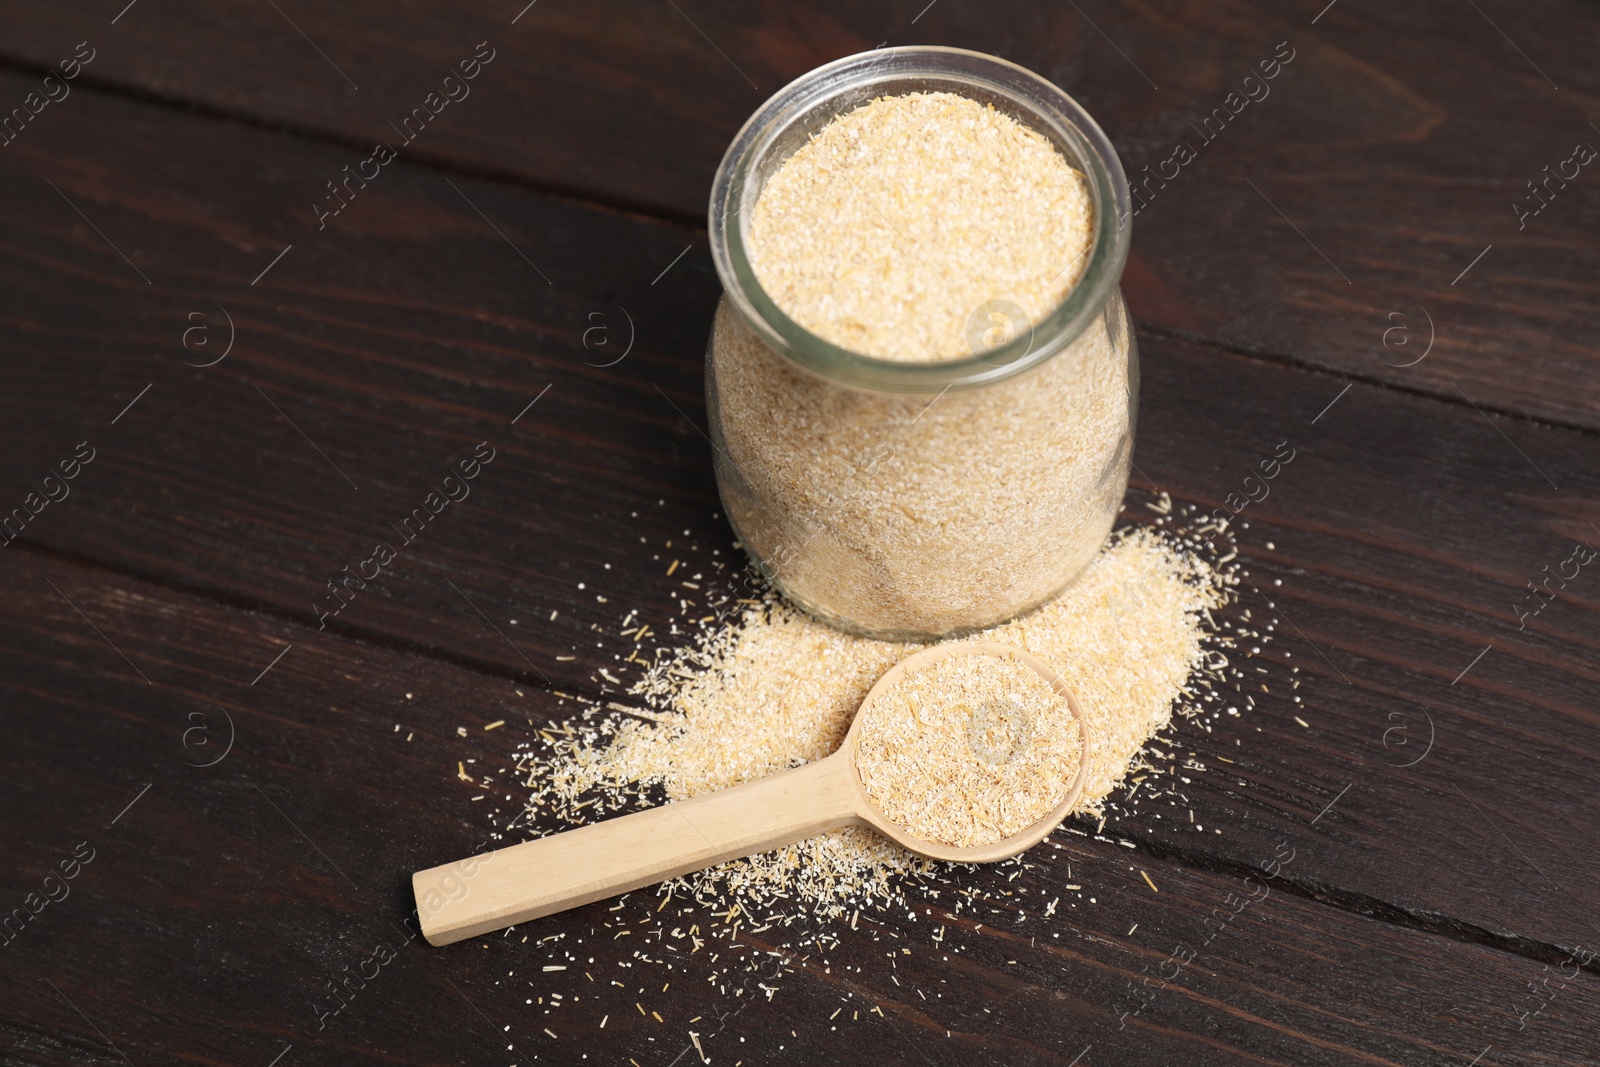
[414,753,860,945]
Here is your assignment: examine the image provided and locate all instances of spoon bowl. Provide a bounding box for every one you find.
[413,640,1089,945]
[841,641,1089,863]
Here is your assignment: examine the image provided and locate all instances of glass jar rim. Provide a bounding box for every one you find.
[708,46,1132,394]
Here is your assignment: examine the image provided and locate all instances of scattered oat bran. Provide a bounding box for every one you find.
[477,510,1295,1055]
[854,651,1083,848]
[746,92,1094,363]
[515,524,1233,917]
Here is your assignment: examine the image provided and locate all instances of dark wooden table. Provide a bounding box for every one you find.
[3,2,1597,1064]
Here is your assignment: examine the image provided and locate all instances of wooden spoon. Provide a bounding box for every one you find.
[412,641,1089,946]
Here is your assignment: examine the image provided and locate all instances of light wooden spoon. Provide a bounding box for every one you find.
[412,641,1089,946]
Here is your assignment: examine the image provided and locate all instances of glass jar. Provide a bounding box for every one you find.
[706,46,1136,641]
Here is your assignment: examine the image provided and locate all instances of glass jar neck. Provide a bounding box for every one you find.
[709,46,1131,395]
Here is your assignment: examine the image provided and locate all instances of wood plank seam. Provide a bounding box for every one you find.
[0,53,706,228]
[1102,824,1600,978]
[4,537,562,692]
[1134,320,1598,439]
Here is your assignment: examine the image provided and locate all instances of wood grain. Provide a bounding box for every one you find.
[0,66,1597,962]
[3,553,1596,1066]
[0,0,1595,426]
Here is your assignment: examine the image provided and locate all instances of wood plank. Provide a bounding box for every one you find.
[3,553,1596,1066]
[2,67,1599,957]
[0,1,1596,425]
